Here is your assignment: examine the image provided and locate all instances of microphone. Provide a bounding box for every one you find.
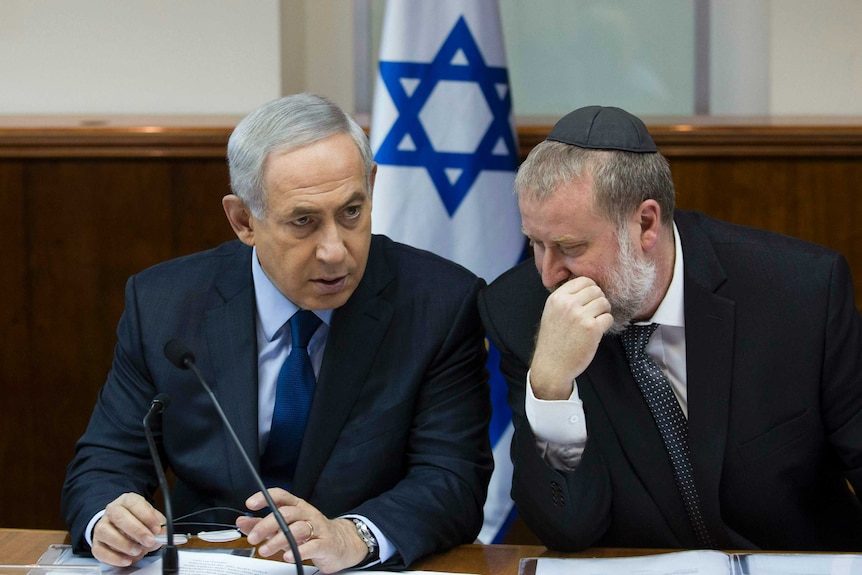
[143,393,179,575]
[163,339,304,575]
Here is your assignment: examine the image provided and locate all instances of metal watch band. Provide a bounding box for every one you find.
[352,518,379,562]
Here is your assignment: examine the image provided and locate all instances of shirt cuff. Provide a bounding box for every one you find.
[525,369,588,443]
[85,509,106,548]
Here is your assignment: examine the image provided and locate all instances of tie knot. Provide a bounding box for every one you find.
[619,323,659,361]
[289,310,322,349]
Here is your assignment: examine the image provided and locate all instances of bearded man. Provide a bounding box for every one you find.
[479,106,862,552]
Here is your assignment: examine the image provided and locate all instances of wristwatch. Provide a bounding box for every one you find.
[352,518,379,565]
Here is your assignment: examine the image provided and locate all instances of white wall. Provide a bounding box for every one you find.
[710,1,771,115]
[0,0,281,114]
[770,0,862,115]
[1,0,861,117]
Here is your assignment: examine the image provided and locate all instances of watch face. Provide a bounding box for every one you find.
[353,519,378,552]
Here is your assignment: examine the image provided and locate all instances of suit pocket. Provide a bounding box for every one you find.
[737,408,815,467]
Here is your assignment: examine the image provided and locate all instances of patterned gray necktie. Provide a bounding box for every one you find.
[620,323,716,548]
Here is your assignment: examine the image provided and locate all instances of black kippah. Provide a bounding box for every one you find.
[546,105,657,153]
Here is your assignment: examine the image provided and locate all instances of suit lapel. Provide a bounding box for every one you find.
[292,237,395,498]
[202,244,261,493]
[586,212,738,545]
[676,212,736,546]
[585,339,694,542]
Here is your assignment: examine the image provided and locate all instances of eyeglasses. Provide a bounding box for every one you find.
[155,506,251,545]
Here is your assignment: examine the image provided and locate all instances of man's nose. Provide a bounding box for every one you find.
[316,223,348,263]
[539,249,569,290]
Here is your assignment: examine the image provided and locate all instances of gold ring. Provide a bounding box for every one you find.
[304,520,314,540]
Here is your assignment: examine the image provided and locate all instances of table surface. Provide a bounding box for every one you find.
[0,528,678,573]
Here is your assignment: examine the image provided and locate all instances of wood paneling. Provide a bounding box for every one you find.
[1,115,861,531]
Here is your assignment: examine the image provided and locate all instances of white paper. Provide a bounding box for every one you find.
[733,553,862,575]
[533,551,732,575]
[134,551,301,575]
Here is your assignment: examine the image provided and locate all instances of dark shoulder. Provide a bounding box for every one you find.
[479,258,547,333]
[483,259,545,305]
[129,240,250,300]
[677,210,843,271]
[371,234,481,291]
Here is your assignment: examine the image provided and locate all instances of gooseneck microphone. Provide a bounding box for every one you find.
[163,339,304,575]
[143,393,179,575]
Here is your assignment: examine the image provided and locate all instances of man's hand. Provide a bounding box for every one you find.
[91,492,165,567]
[238,488,369,574]
[530,276,613,400]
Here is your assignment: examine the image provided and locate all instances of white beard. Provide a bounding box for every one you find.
[603,231,657,335]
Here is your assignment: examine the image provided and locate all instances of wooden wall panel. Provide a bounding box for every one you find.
[0,154,235,530]
[1,116,861,531]
[668,156,862,308]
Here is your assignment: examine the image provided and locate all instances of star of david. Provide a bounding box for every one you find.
[376,16,518,216]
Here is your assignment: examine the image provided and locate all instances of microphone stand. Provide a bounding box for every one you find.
[144,394,179,575]
[165,340,304,575]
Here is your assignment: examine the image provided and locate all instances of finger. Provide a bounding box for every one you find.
[245,504,299,547]
[103,498,161,548]
[236,515,262,535]
[91,539,149,568]
[92,518,153,567]
[557,275,598,294]
[245,487,296,511]
[596,311,615,332]
[258,519,318,563]
[581,293,612,318]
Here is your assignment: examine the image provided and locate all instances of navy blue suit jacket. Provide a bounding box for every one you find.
[479,210,862,551]
[63,235,493,567]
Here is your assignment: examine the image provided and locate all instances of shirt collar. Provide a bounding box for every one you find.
[252,246,333,342]
[647,222,684,328]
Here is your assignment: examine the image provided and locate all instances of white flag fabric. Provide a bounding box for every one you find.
[370,0,522,544]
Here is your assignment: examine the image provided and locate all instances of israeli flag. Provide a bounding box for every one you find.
[370,0,523,544]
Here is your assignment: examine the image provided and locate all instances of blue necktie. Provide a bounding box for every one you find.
[261,309,322,488]
[620,323,716,548]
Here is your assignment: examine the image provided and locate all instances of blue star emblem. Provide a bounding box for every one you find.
[375,16,518,216]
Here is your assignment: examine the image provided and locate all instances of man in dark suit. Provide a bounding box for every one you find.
[479,105,862,551]
[62,93,492,572]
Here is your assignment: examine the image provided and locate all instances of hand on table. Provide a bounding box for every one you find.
[91,492,165,567]
[238,488,370,574]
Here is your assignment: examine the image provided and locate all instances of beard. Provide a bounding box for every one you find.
[603,230,657,335]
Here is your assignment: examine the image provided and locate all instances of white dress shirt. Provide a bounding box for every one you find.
[526,224,687,471]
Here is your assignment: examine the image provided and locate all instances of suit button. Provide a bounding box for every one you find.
[551,481,566,507]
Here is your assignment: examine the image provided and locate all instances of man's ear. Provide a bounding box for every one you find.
[637,199,662,252]
[222,194,256,246]
[368,163,378,199]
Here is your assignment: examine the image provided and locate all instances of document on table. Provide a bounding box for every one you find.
[40,546,477,575]
[134,557,472,575]
[520,550,862,575]
[132,551,299,575]
[525,550,731,575]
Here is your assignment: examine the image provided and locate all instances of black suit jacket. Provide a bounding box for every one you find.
[479,210,862,551]
[63,235,493,567]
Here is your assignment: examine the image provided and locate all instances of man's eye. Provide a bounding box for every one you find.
[292,216,311,226]
[343,206,361,218]
[560,245,583,257]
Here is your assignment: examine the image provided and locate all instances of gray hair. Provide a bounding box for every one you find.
[514,140,675,229]
[227,93,374,219]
